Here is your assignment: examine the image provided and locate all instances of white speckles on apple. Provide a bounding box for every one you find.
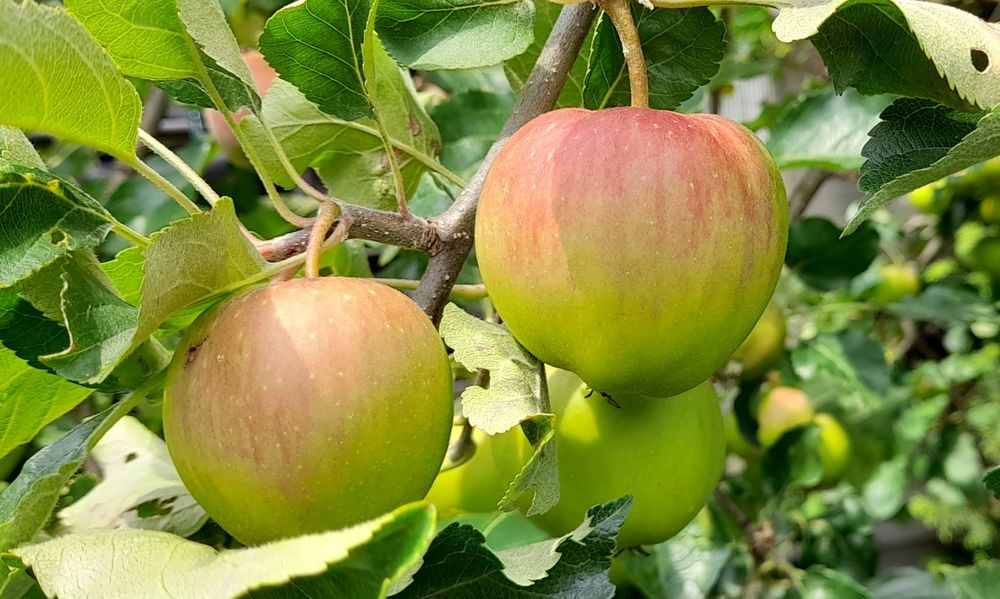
[342,294,353,301]
[367,288,376,296]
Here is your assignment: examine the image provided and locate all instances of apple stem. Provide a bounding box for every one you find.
[598,0,650,109]
[305,202,340,278]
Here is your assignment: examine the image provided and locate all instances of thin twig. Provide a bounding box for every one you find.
[788,169,833,220]
[305,202,340,279]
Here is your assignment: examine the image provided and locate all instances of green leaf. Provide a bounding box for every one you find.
[0,168,115,290]
[985,466,1000,501]
[259,0,373,121]
[888,285,1000,327]
[58,416,207,536]
[30,253,139,385]
[396,497,629,598]
[432,90,516,178]
[504,1,592,108]
[862,455,908,520]
[15,503,435,598]
[944,561,1000,599]
[845,101,999,234]
[583,7,725,111]
[0,344,92,462]
[801,566,869,599]
[439,304,558,515]
[0,288,69,375]
[0,405,119,552]
[100,247,145,307]
[67,0,258,112]
[0,128,44,171]
[771,0,1000,111]
[786,218,880,290]
[64,0,200,80]
[867,567,954,599]
[0,1,140,161]
[376,0,535,70]
[766,89,892,171]
[791,334,883,415]
[134,198,266,349]
[616,518,731,599]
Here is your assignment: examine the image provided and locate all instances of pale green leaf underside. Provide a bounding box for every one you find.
[0,1,140,161]
[376,0,535,70]
[16,503,435,599]
[58,416,207,536]
[64,0,198,80]
[439,304,558,515]
[772,0,1000,110]
[0,127,45,171]
[847,105,999,234]
[0,345,91,462]
[0,168,115,289]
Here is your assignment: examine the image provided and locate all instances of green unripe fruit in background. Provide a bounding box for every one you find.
[476,108,788,398]
[164,278,453,545]
[908,179,951,215]
[729,302,786,380]
[972,236,1000,280]
[503,369,724,549]
[871,263,921,304]
[814,413,850,486]
[425,428,509,516]
[757,387,814,448]
[980,195,1000,225]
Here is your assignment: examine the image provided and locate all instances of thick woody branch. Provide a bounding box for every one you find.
[413,3,598,323]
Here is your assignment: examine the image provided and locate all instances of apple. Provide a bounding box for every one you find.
[814,413,850,486]
[425,428,509,516]
[502,368,724,549]
[729,301,786,380]
[203,49,277,164]
[979,195,1000,226]
[870,263,920,304]
[907,179,951,215]
[163,277,453,545]
[476,108,787,399]
[972,236,1000,280]
[756,386,814,448]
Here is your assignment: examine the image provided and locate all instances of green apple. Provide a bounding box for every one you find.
[814,413,850,486]
[163,277,453,545]
[476,107,788,399]
[979,195,1000,226]
[870,263,920,304]
[972,236,1000,280]
[425,428,509,516]
[729,301,786,379]
[907,179,951,215]
[756,387,814,448]
[504,369,724,549]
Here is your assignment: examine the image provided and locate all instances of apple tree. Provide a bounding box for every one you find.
[0,0,998,597]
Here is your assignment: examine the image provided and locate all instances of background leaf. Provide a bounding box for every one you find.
[376,0,535,70]
[583,7,726,111]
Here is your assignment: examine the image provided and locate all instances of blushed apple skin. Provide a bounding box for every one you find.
[163,277,453,545]
[523,369,725,549]
[756,386,814,448]
[476,108,788,398]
